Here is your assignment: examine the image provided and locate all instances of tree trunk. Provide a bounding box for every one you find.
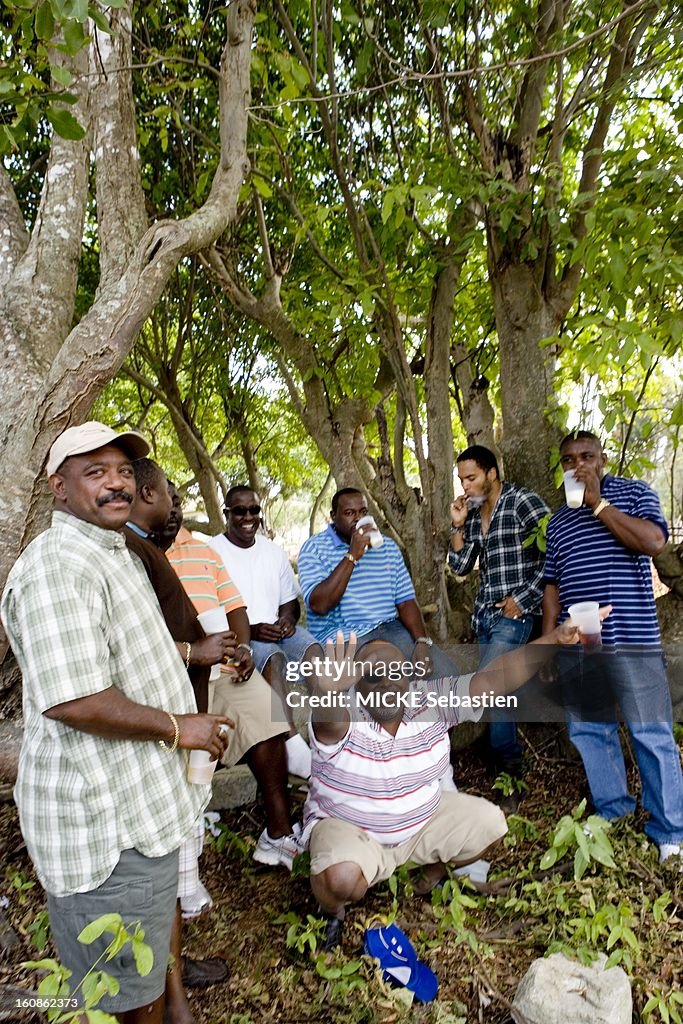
[0,0,256,683]
[491,263,561,504]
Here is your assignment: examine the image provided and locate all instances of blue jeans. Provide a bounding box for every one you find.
[477,609,535,765]
[252,626,321,679]
[560,648,683,845]
[356,618,460,680]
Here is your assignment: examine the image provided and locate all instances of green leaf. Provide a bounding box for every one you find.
[47,106,85,140]
[573,846,588,880]
[35,2,55,40]
[21,959,63,971]
[88,5,112,34]
[77,914,123,945]
[253,176,272,199]
[51,64,73,87]
[132,938,154,977]
[62,18,86,53]
[539,847,558,869]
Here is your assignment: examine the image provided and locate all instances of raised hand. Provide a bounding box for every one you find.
[316,630,361,692]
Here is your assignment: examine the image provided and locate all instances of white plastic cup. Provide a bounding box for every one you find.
[187,724,230,785]
[567,601,602,648]
[187,749,217,785]
[563,470,585,509]
[197,607,229,634]
[356,515,384,549]
[196,607,230,682]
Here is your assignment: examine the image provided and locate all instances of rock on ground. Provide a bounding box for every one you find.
[511,952,632,1024]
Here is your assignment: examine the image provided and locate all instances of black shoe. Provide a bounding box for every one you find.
[499,790,523,814]
[321,916,343,952]
[181,956,229,988]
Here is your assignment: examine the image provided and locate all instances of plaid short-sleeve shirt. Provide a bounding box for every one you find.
[0,512,209,897]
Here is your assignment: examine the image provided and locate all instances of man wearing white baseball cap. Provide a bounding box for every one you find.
[2,421,232,1023]
[44,419,150,477]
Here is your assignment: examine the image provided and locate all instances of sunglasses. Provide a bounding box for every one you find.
[225,504,262,517]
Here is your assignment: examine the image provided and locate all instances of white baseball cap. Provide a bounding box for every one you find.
[46,421,150,477]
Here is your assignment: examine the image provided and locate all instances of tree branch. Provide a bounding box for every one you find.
[92,4,148,290]
[7,40,91,361]
[0,166,29,287]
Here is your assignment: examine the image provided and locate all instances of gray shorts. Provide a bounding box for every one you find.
[47,848,178,1013]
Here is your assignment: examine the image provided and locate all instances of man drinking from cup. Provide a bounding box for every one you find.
[542,430,683,864]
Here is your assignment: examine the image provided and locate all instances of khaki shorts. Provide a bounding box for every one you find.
[211,668,288,766]
[309,792,507,886]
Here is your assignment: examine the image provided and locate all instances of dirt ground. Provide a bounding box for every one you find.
[1,727,681,1024]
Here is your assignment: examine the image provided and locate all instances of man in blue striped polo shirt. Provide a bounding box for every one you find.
[298,489,457,680]
[543,430,683,863]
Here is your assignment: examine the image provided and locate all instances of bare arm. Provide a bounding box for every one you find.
[308,531,371,614]
[396,598,428,640]
[576,464,666,556]
[227,605,255,681]
[44,687,234,760]
[470,606,612,702]
[590,504,665,557]
[310,632,359,745]
[542,583,561,635]
[277,597,300,627]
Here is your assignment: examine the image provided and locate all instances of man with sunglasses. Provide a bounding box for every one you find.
[209,486,321,782]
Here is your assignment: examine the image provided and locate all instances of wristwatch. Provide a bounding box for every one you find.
[236,642,253,656]
[592,498,611,518]
[414,636,433,647]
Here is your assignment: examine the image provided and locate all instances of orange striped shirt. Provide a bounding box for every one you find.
[167,527,245,615]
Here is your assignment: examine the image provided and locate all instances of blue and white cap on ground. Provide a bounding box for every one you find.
[364,923,438,1002]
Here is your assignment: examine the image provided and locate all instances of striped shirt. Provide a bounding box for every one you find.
[448,482,549,633]
[298,525,416,643]
[303,675,476,845]
[167,527,245,615]
[544,474,668,645]
[0,512,209,897]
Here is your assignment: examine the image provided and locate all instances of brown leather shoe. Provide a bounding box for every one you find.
[181,956,229,988]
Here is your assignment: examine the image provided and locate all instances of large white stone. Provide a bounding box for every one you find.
[512,952,632,1024]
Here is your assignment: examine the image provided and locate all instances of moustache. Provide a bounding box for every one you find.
[97,491,133,507]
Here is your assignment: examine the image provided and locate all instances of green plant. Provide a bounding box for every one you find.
[522,512,551,553]
[642,988,683,1024]
[503,813,539,848]
[290,851,311,880]
[27,909,50,953]
[315,955,366,999]
[206,823,251,860]
[6,867,36,904]
[23,913,153,1023]
[540,799,615,880]
[431,878,486,952]
[493,772,529,798]
[274,910,328,955]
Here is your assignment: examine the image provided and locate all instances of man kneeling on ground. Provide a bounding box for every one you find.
[302,617,609,951]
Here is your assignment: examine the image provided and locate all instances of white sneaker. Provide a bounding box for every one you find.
[452,859,490,884]
[658,842,682,864]
[180,881,214,920]
[253,829,304,870]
